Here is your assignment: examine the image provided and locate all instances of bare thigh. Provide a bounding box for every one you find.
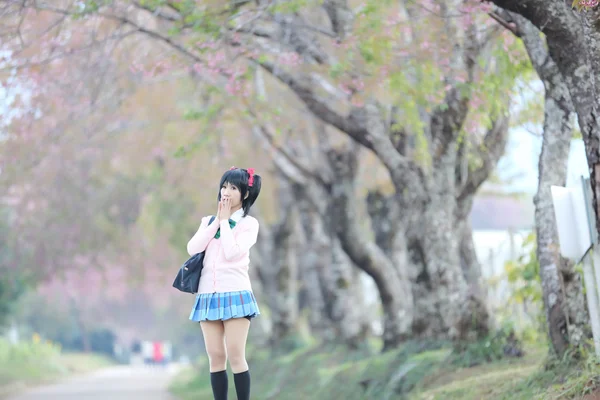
[223,318,251,373]
[200,320,227,372]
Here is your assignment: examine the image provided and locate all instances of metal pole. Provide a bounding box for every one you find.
[581,176,598,245]
[584,254,600,357]
[581,176,600,357]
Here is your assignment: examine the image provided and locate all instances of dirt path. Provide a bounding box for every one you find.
[6,364,182,400]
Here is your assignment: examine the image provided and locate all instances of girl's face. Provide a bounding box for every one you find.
[220,182,243,208]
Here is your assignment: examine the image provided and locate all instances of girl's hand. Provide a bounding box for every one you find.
[219,198,231,221]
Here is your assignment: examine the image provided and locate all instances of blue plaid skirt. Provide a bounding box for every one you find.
[189,290,260,322]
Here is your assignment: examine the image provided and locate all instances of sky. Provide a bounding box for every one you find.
[497,126,589,194]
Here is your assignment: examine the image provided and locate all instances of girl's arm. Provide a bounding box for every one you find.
[219,218,259,261]
[186,216,220,255]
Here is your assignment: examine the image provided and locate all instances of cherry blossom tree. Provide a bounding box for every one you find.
[0,0,534,349]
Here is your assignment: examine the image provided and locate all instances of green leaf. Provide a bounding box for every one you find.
[329,63,346,79]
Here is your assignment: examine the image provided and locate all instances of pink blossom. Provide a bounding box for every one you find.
[339,83,352,96]
[352,78,365,91]
[466,119,478,134]
[462,14,474,27]
[462,4,475,13]
[479,2,494,13]
[385,14,402,26]
[471,94,484,109]
[379,66,390,78]
[351,97,364,107]
[279,52,302,67]
[151,147,165,158]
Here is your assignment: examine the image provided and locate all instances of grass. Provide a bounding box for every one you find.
[411,347,546,399]
[0,337,115,398]
[58,352,117,374]
[170,339,600,400]
[169,340,449,400]
[169,363,213,400]
[500,350,600,400]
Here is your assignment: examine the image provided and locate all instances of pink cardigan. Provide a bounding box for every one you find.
[186,214,259,294]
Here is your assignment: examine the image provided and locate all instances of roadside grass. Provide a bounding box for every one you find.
[170,338,600,400]
[0,337,115,398]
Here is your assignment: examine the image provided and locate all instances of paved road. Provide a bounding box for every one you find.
[7,364,182,400]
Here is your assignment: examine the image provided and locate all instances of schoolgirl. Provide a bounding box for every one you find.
[187,167,262,400]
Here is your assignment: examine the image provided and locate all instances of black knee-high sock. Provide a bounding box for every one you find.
[210,370,228,400]
[234,370,251,400]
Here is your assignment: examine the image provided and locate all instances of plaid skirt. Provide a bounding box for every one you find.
[189,290,260,322]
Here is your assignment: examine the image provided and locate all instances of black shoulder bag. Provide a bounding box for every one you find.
[172,216,216,294]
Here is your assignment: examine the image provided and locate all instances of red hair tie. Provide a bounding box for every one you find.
[247,168,255,187]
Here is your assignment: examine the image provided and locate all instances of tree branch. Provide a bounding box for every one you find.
[488,11,519,36]
[456,113,510,204]
[496,10,554,79]
[487,0,599,156]
[1,30,137,71]
[243,104,328,187]
[322,0,354,40]
[131,1,182,22]
[256,60,421,191]
[20,3,207,66]
[324,143,413,342]
[239,14,333,64]
[256,60,374,149]
[431,24,494,161]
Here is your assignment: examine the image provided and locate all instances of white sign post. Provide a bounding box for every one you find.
[551,176,600,357]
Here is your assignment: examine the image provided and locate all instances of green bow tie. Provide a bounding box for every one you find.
[214,219,236,239]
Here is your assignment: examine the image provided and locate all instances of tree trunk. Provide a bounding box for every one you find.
[253,185,300,345]
[534,90,585,356]
[251,72,507,345]
[242,3,507,343]
[325,142,414,349]
[490,0,600,240]
[253,123,371,347]
[368,193,491,339]
[411,194,464,338]
[270,212,299,344]
[296,206,334,340]
[292,167,375,347]
[323,237,371,348]
[404,189,490,340]
[247,208,272,345]
[459,220,482,287]
[366,193,491,341]
[505,12,591,356]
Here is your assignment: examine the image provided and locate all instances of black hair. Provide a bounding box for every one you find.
[217,168,262,217]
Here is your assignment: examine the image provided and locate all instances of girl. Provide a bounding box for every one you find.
[187,167,262,400]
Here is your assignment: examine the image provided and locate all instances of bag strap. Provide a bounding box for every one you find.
[209,215,216,224]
